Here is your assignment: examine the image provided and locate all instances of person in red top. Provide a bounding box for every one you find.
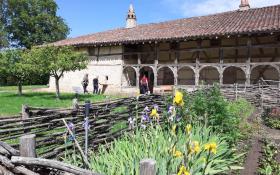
[140,73,149,94]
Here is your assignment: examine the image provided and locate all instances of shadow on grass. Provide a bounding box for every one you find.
[1,92,107,102]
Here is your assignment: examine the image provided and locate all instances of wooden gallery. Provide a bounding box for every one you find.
[50,1,280,94]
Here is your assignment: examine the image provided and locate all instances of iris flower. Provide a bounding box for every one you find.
[204,142,217,154]
[172,147,183,158]
[150,108,159,119]
[177,165,190,175]
[185,124,192,135]
[189,141,201,154]
[173,91,184,106]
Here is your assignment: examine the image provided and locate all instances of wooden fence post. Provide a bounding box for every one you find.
[20,134,36,158]
[22,105,30,120]
[235,83,238,100]
[22,105,30,133]
[140,159,156,175]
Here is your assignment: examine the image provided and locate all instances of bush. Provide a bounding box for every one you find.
[263,107,280,130]
[169,86,254,144]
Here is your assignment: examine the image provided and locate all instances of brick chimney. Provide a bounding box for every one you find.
[239,0,250,11]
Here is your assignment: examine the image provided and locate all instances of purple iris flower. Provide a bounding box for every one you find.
[153,104,159,111]
[67,122,75,131]
[176,115,182,122]
[168,106,174,114]
[144,106,149,112]
[142,114,149,121]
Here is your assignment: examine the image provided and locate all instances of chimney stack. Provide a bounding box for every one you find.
[239,0,250,11]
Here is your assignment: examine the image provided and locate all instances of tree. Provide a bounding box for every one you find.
[27,46,89,99]
[0,21,8,47]
[5,0,69,49]
[0,49,35,95]
[0,0,8,48]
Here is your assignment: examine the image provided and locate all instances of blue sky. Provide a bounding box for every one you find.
[56,0,280,38]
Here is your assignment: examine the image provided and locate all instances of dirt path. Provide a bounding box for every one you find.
[240,138,262,175]
[240,109,280,175]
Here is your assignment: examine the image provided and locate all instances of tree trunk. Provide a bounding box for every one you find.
[18,80,22,96]
[55,77,60,99]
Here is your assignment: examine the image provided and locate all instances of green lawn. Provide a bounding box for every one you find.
[0,91,115,116]
[0,85,48,92]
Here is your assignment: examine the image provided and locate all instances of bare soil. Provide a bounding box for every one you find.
[240,109,280,175]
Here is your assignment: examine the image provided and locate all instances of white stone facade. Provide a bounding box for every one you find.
[49,46,124,95]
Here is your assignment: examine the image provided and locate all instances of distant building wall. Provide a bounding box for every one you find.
[49,46,123,94]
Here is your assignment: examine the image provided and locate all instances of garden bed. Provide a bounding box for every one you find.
[63,87,255,175]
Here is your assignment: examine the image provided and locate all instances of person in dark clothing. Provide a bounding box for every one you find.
[93,76,99,94]
[81,74,89,94]
[140,73,149,94]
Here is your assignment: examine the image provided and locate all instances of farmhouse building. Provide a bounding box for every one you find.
[50,1,280,94]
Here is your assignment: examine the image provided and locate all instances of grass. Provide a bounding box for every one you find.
[110,106,128,114]
[0,85,48,92]
[0,91,116,116]
[110,121,127,133]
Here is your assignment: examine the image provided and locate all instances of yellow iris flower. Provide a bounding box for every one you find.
[173,91,184,106]
[204,142,217,154]
[171,125,177,136]
[185,124,192,135]
[189,141,201,154]
[172,147,183,158]
[188,141,201,154]
[193,141,201,153]
[177,165,190,175]
[150,108,159,119]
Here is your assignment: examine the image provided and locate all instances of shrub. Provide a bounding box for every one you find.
[168,86,254,144]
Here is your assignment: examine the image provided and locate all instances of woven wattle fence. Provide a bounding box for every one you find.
[179,84,280,109]
[0,95,166,159]
[1,84,279,159]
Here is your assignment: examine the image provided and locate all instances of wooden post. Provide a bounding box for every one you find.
[22,105,30,133]
[140,159,156,175]
[84,100,91,161]
[154,44,159,87]
[22,105,29,120]
[235,83,238,100]
[62,119,90,168]
[259,82,264,112]
[20,134,36,158]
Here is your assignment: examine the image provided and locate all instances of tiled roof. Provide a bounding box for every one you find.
[53,4,280,46]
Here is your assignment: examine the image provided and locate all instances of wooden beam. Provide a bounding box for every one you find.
[255,37,265,56]
[219,48,224,64]
[235,38,239,62]
[91,43,280,57]
[11,156,99,175]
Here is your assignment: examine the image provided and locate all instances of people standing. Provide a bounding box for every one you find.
[93,76,99,94]
[140,73,149,94]
[81,74,89,94]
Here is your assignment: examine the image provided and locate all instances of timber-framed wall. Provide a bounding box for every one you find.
[119,33,280,89]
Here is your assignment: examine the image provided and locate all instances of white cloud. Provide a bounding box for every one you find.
[163,0,280,17]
